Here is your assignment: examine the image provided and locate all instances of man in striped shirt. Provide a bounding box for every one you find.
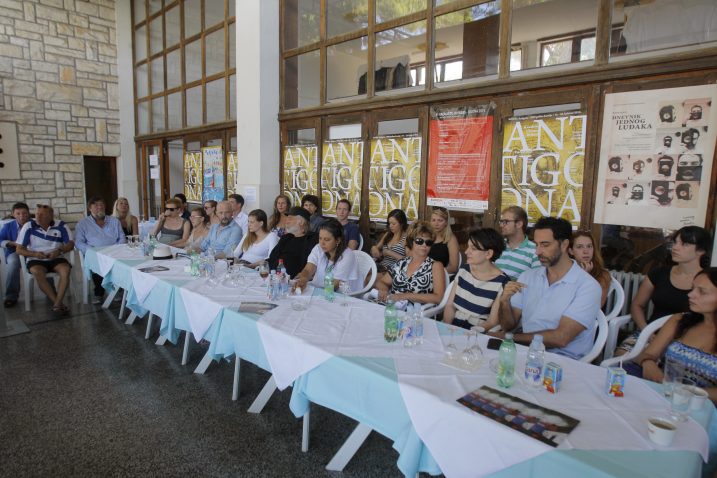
[495,206,540,280]
[16,204,74,316]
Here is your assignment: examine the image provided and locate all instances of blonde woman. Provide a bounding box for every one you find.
[428,207,460,275]
[233,209,279,268]
[113,197,139,236]
[268,194,292,237]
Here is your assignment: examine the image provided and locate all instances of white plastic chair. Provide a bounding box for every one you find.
[19,253,74,311]
[358,233,364,251]
[604,277,625,321]
[350,250,377,297]
[423,279,454,318]
[580,310,608,364]
[601,315,671,368]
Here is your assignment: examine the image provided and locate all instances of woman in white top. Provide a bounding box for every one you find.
[180,207,211,251]
[294,218,360,292]
[233,209,279,268]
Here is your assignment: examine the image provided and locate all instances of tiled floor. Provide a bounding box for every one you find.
[0,297,405,477]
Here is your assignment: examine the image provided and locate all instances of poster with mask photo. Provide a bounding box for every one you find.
[594,85,717,229]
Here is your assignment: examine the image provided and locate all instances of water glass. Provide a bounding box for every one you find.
[662,357,685,398]
[339,281,351,306]
[258,262,269,282]
[126,235,133,248]
[444,328,458,362]
[671,378,696,422]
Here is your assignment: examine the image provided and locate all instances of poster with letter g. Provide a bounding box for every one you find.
[594,85,717,229]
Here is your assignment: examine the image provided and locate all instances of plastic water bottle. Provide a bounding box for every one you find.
[524,335,545,388]
[277,260,289,298]
[383,299,398,343]
[497,333,517,388]
[190,251,200,277]
[267,269,277,299]
[402,304,415,348]
[324,268,335,302]
[148,234,158,256]
[277,259,286,277]
[413,303,424,346]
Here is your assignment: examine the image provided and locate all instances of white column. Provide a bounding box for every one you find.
[115,1,140,212]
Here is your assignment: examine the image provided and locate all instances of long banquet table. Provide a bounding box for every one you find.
[84,244,714,477]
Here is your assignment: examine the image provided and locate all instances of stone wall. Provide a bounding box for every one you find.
[0,0,119,223]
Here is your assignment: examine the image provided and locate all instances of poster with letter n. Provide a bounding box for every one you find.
[428,104,494,211]
[202,146,225,202]
[321,139,363,218]
[501,111,587,229]
[368,135,421,222]
[227,151,238,196]
[593,84,717,229]
[283,144,318,208]
[183,151,202,203]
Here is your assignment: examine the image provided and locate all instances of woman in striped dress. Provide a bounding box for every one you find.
[443,228,510,331]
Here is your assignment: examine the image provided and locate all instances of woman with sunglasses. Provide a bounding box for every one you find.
[374,221,446,306]
[569,230,611,307]
[179,207,211,252]
[151,198,190,247]
[203,200,220,225]
[443,228,509,331]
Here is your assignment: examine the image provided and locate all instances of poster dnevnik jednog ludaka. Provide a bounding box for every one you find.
[368,135,422,221]
[427,104,494,211]
[594,85,717,229]
[501,111,587,228]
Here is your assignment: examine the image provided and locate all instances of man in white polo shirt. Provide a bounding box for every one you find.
[495,205,540,280]
[16,204,75,316]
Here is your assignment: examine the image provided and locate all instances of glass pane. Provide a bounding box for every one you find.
[435,2,501,83]
[135,25,147,61]
[512,0,597,71]
[229,22,236,68]
[376,0,426,23]
[283,0,321,49]
[375,20,425,92]
[229,74,236,119]
[186,85,202,127]
[152,96,165,132]
[510,48,522,71]
[167,91,182,129]
[327,37,368,101]
[133,0,145,25]
[148,0,161,15]
[151,57,164,94]
[205,27,225,77]
[136,62,148,98]
[283,49,320,109]
[166,5,180,47]
[206,78,225,123]
[184,0,202,38]
[377,118,419,135]
[166,49,181,89]
[205,0,224,28]
[185,39,202,83]
[149,14,163,55]
[327,0,368,38]
[138,100,149,134]
[611,2,717,58]
[580,37,595,61]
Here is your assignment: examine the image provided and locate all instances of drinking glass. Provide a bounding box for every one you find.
[126,235,133,248]
[461,331,479,368]
[662,357,685,398]
[339,281,351,306]
[671,378,696,422]
[444,328,458,362]
[258,262,269,282]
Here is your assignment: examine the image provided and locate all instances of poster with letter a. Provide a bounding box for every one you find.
[321,139,363,218]
[427,105,493,211]
[501,111,587,228]
[183,151,202,203]
[283,144,318,208]
[594,85,717,229]
[202,146,225,202]
[226,151,238,196]
[368,135,421,222]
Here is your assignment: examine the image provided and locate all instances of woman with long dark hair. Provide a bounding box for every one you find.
[269,194,292,237]
[569,230,611,307]
[233,209,279,268]
[370,208,408,272]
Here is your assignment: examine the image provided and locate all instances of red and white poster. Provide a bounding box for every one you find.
[427,104,494,211]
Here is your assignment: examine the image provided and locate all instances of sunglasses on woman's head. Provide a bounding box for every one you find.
[414,238,434,246]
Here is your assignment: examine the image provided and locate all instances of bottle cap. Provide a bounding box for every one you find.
[533,334,543,343]
[504,332,514,340]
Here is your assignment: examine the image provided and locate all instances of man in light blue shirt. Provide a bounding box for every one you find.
[201,200,242,257]
[75,197,125,303]
[0,202,31,307]
[496,216,601,360]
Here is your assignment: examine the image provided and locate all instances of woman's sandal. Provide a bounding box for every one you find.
[52,304,70,317]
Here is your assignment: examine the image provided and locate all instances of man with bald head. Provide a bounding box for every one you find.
[200,200,242,258]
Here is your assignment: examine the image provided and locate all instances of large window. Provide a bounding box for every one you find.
[132,0,237,135]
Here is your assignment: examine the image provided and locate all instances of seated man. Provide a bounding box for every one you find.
[268,207,318,277]
[495,216,601,360]
[336,199,360,250]
[0,202,31,307]
[302,194,325,233]
[201,200,243,258]
[75,196,125,304]
[16,204,75,316]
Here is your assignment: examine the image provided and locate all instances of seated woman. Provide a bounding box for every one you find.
[428,207,460,275]
[370,209,408,273]
[232,209,279,268]
[374,221,446,306]
[569,230,611,308]
[269,194,292,237]
[616,225,711,356]
[632,267,717,400]
[293,219,360,292]
[443,228,509,331]
[203,200,220,225]
[302,194,325,233]
[181,207,211,251]
[113,197,138,236]
[151,198,190,247]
